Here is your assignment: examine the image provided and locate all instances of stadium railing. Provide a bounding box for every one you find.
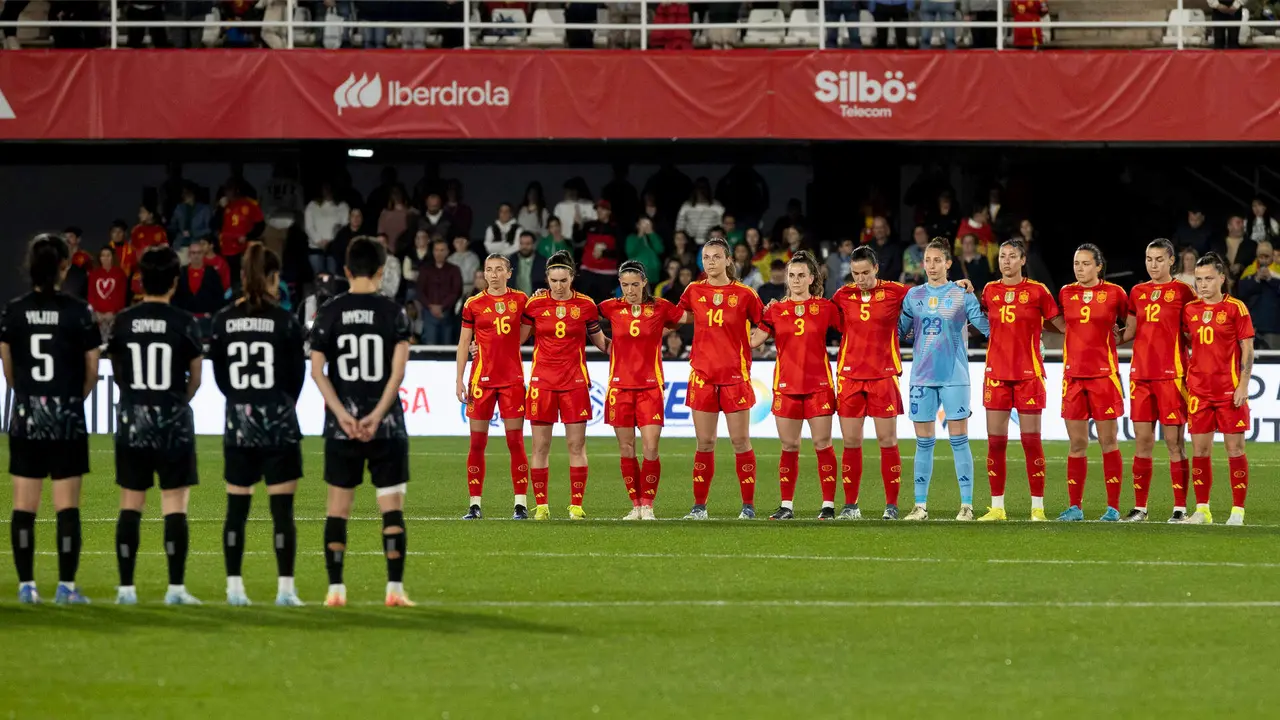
[2,0,1277,52]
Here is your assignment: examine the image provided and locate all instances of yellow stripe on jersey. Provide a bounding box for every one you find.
[1173,334,1184,378]
[471,348,484,396]
[1031,334,1045,379]
[654,344,664,387]
[741,320,751,379]
[890,326,901,375]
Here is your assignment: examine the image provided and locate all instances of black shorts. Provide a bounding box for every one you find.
[225,445,304,487]
[8,437,90,481]
[115,444,199,492]
[324,438,409,489]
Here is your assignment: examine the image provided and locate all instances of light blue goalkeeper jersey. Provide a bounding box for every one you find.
[898,281,990,387]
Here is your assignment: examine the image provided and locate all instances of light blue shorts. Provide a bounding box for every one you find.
[908,385,972,423]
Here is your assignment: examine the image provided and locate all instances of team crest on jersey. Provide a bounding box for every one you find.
[1151,290,1162,302]
[875,290,885,301]
[728,294,739,308]
[1097,291,1108,303]
[1082,290,1093,304]
[571,306,582,320]
[495,301,506,314]
[928,296,939,310]
[1202,310,1212,324]
[644,306,654,317]
[631,304,642,317]
[796,303,806,317]
[1018,290,1030,304]
[1216,311,1227,324]
[713,292,724,306]
[1005,291,1016,303]
[556,306,567,319]
[810,304,819,315]
[861,292,872,302]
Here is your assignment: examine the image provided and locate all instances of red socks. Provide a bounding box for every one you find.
[1229,455,1249,509]
[1132,456,1153,509]
[1022,432,1046,499]
[1171,459,1189,508]
[1102,449,1123,511]
[1192,456,1212,506]
[621,457,641,507]
[640,458,660,506]
[987,434,1008,498]
[816,446,839,505]
[505,429,529,497]
[531,467,549,506]
[736,451,757,505]
[779,450,799,503]
[692,451,714,506]
[466,431,487,500]
[569,466,588,507]
[841,447,862,505]
[880,446,902,506]
[1066,455,1087,508]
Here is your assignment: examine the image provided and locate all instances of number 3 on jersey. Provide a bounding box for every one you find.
[337,334,384,382]
[227,341,275,389]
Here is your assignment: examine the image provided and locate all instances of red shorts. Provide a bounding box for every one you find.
[526,386,592,425]
[772,390,837,420]
[1188,395,1251,435]
[837,377,902,419]
[466,384,526,421]
[685,372,755,414]
[982,377,1046,413]
[1129,378,1188,425]
[1061,376,1125,421]
[606,386,666,428]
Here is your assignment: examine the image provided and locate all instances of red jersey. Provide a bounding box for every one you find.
[220,198,264,256]
[70,249,93,269]
[87,266,127,314]
[111,240,137,276]
[461,289,528,390]
[131,223,168,252]
[831,280,908,380]
[523,291,601,390]
[982,279,1058,381]
[1059,281,1128,379]
[205,254,232,293]
[678,281,763,384]
[1183,296,1255,397]
[1128,280,1197,380]
[760,297,841,395]
[600,297,684,389]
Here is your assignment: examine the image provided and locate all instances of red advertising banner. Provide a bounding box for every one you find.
[1,49,1278,142]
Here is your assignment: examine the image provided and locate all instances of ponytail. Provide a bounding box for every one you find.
[27,233,69,295]
[618,260,655,303]
[241,242,282,313]
[787,250,825,298]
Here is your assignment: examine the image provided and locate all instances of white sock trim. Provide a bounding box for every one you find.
[991,495,1005,509]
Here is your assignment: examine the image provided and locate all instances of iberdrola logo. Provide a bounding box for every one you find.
[334,73,383,115]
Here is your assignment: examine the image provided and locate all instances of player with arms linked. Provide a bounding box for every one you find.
[677,238,765,520]
[108,246,205,605]
[600,260,684,519]
[1181,253,1254,525]
[209,243,307,606]
[310,237,414,607]
[3,234,101,604]
[1119,239,1198,522]
[521,251,609,520]
[455,254,531,520]
[977,240,1059,521]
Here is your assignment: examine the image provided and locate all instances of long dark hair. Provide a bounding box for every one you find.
[618,260,655,303]
[546,250,577,278]
[241,242,281,313]
[787,250,825,298]
[1076,242,1105,270]
[27,233,69,295]
[524,182,546,215]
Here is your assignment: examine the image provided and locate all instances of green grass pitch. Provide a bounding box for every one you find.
[2,435,1279,719]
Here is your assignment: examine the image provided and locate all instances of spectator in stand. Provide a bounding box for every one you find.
[539,216,574,258]
[731,243,764,290]
[416,238,464,345]
[953,205,997,267]
[825,238,856,298]
[565,1,597,48]
[950,233,993,291]
[924,191,961,241]
[304,182,349,277]
[782,226,806,255]
[758,260,789,305]
[668,230,698,270]
[176,237,227,328]
[168,183,212,265]
[1010,0,1048,48]
[578,200,622,302]
[869,216,903,282]
[607,1,643,48]
[664,331,689,360]
[1175,246,1199,286]
[375,234,403,300]
[655,259,683,299]
[401,230,433,303]
[484,202,523,256]
[676,177,725,244]
[509,231,547,296]
[217,180,264,291]
[969,0,998,46]
[987,187,1015,240]
[518,182,551,239]
[825,0,862,48]
[770,198,808,246]
[1247,197,1279,243]
[743,225,762,255]
[261,161,304,233]
[377,187,416,256]
[57,226,91,300]
[663,265,696,304]
[1212,213,1256,289]
[901,224,930,286]
[1174,207,1213,255]
[751,232,791,279]
[707,1,742,48]
[62,227,93,270]
[444,179,473,241]
[414,193,453,254]
[329,207,364,275]
[470,269,488,300]
[722,214,745,246]
[1209,0,1243,48]
[639,191,674,245]
[870,0,912,47]
[626,217,665,282]
[188,237,231,294]
[602,164,641,233]
[108,219,137,276]
[364,167,404,222]
[919,0,962,48]
[131,205,168,253]
[1014,218,1055,292]
[124,0,168,48]
[650,1,694,49]
[1237,240,1280,348]
[448,235,481,291]
[88,246,128,338]
[553,179,596,244]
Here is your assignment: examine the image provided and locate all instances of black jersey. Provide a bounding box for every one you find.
[0,291,101,440]
[107,301,204,450]
[309,291,411,441]
[209,300,306,448]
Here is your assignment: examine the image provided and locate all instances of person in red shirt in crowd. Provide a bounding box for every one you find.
[676,238,765,520]
[1118,239,1198,522]
[1057,244,1128,522]
[599,260,685,520]
[953,205,997,266]
[520,251,610,520]
[1181,252,1254,526]
[455,254,532,521]
[751,252,844,520]
[88,246,128,337]
[64,226,93,269]
[977,240,1059,522]
[131,205,168,252]
[108,219,137,276]
[650,1,694,49]
[830,246,909,519]
[1011,0,1048,48]
[195,236,233,293]
[578,200,621,303]
[175,235,227,326]
[218,181,265,291]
